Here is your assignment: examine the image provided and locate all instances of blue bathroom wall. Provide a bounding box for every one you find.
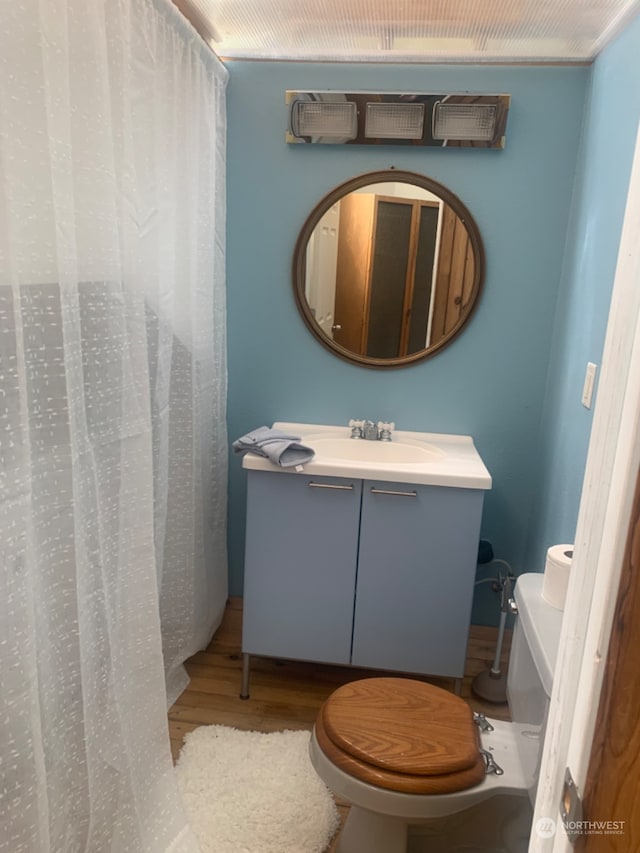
[524,15,640,576]
[226,62,588,623]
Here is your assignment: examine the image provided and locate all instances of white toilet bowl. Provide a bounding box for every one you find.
[310,716,534,853]
[308,573,563,853]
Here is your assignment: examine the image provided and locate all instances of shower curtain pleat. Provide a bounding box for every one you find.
[0,0,228,849]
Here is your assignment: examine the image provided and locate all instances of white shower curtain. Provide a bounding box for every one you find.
[0,0,227,850]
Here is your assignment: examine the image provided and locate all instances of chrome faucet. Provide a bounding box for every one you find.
[348,419,395,441]
[362,420,378,440]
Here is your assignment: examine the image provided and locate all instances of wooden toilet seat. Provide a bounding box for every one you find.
[316,677,486,794]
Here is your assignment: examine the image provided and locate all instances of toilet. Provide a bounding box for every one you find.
[309,573,563,853]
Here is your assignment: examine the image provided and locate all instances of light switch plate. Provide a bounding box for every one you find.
[582,362,597,409]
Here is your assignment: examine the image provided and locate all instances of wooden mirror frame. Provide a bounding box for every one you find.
[292,169,485,369]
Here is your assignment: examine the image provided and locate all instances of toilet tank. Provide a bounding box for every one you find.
[506,573,564,799]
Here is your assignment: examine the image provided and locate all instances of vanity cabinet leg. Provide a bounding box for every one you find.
[240,652,251,699]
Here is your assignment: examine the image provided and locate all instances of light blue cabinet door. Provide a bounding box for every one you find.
[242,471,362,665]
[351,481,484,678]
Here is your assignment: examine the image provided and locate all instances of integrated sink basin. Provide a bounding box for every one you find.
[240,422,492,490]
[307,436,445,464]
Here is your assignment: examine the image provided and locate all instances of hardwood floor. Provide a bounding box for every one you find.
[168,597,512,851]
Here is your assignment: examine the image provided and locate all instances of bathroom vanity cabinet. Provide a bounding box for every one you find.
[241,468,485,693]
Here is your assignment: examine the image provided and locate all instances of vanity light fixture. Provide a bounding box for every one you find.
[286,91,510,148]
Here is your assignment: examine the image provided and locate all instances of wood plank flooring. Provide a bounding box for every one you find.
[168,597,512,851]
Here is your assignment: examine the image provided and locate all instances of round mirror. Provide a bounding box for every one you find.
[293,170,485,368]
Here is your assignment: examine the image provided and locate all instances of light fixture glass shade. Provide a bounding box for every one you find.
[291,101,357,139]
[364,102,424,139]
[432,103,497,141]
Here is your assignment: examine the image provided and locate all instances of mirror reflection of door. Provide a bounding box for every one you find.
[332,191,474,358]
[366,198,440,358]
[305,202,340,338]
[430,205,477,346]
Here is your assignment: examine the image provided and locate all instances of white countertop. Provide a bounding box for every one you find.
[240,422,492,490]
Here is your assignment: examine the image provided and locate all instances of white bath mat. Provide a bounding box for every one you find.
[175,725,340,853]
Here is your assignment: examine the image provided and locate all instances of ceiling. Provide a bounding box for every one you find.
[173,0,640,63]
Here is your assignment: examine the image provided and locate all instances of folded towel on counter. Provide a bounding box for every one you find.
[232,426,315,468]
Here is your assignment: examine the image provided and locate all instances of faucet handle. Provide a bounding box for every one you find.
[348,419,364,439]
[377,421,395,441]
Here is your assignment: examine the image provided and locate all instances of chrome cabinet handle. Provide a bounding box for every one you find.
[370,487,417,497]
[331,323,342,331]
[308,481,354,491]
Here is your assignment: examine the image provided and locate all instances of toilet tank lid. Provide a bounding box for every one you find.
[514,573,564,697]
